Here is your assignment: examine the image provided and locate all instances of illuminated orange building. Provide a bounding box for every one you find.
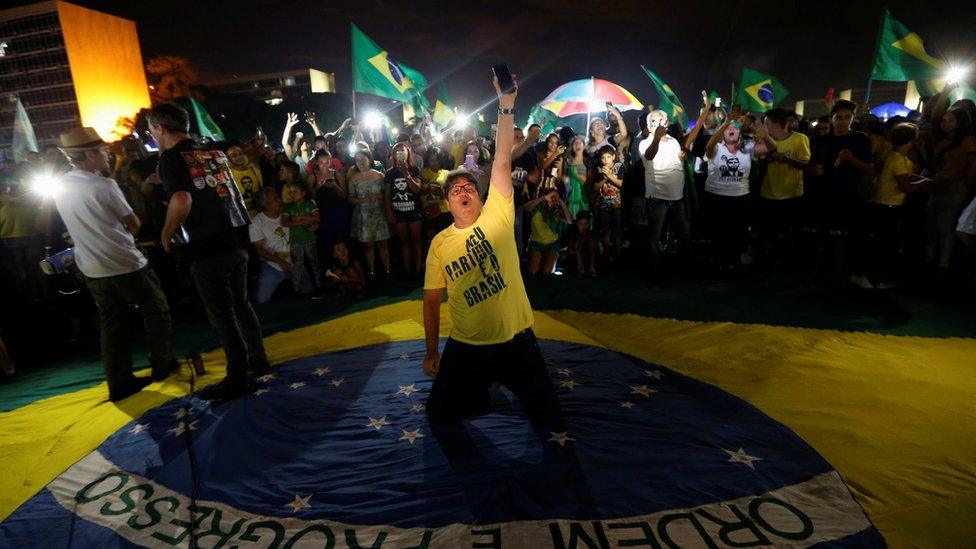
[0,1,150,158]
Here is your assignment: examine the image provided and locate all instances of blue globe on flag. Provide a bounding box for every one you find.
[387,57,405,86]
[758,83,775,105]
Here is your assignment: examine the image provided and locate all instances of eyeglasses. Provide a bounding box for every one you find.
[449,184,478,196]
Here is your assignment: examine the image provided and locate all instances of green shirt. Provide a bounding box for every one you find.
[283,199,319,245]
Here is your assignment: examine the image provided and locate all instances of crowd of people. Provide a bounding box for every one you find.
[1,79,975,386]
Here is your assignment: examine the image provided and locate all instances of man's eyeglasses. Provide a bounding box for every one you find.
[449,184,478,197]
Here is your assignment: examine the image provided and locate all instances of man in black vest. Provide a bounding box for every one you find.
[150,103,272,400]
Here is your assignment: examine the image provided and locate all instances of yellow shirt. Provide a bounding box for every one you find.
[420,168,450,216]
[0,193,40,239]
[873,151,916,207]
[761,132,810,200]
[424,185,533,345]
[230,165,262,215]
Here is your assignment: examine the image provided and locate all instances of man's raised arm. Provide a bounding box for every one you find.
[489,71,518,199]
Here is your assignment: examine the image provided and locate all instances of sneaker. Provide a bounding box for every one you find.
[848,274,875,289]
[109,376,153,402]
[198,378,250,401]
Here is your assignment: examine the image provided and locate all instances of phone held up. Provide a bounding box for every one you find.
[492,64,516,94]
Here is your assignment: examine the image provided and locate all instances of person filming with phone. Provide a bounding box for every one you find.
[422,67,567,435]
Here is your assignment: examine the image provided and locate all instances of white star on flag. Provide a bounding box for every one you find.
[366,416,390,430]
[396,384,418,396]
[619,401,635,409]
[399,353,410,360]
[129,423,150,435]
[290,382,306,390]
[286,494,312,513]
[168,420,198,437]
[644,369,663,379]
[629,385,656,398]
[555,368,572,376]
[313,367,331,376]
[723,447,763,471]
[253,388,269,396]
[410,404,425,413]
[558,380,576,390]
[174,408,189,419]
[331,378,345,387]
[257,373,276,382]
[548,431,575,447]
[400,429,425,444]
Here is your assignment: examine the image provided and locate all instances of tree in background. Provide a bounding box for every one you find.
[146,56,198,103]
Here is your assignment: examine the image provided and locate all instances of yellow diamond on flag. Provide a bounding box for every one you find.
[367,51,414,95]
[892,33,947,69]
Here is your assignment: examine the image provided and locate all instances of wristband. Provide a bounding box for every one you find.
[498,107,515,116]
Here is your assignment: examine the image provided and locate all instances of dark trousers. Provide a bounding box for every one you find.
[704,192,752,267]
[426,328,565,432]
[645,197,691,273]
[85,266,173,394]
[191,248,268,385]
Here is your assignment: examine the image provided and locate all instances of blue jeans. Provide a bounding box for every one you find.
[254,261,288,304]
[646,197,690,273]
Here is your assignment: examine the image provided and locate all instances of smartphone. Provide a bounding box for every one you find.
[492,64,516,94]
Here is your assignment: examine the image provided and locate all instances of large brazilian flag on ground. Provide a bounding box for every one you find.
[0,270,974,547]
[351,23,431,113]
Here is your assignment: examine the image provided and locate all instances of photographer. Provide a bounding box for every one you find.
[53,127,174,402]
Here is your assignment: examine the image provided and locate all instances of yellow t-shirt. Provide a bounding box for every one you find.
[424,185,533,345]
[420,168,450,216]
[761,132,811,200]
[0,193,40,239]
[873,151,916,207]
[230,165,262,215]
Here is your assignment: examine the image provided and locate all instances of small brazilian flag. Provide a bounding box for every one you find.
[871,9,946,82]
[190,97,225,142]
[641,66,688,127]
[735,68,789,112]
[433,83,455,129]
[351,23,430,111]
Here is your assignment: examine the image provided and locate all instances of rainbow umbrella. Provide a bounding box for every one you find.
[539,78,643,117]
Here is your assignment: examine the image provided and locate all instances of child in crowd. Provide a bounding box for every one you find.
[525,187,572,276]
[572,210,599,276]
[327,241,365,298]
[281,180,323,297]
[593,145,624,262]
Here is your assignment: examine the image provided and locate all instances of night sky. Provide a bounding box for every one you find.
[12,0,976,115]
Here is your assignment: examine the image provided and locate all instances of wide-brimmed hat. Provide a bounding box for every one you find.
[58,127,106,152]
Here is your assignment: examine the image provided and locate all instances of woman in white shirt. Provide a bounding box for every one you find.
[703,116,775,270]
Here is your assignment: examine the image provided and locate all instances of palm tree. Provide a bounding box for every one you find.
[146,56,198,103]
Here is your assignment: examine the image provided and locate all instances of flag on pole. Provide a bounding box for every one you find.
[433,84,455,129]
[870,9,946,82]
[351,23,430,112]
[190,97,225,141]
[640,66,688,126]
[11,95,38,163]
[734,68,789,112]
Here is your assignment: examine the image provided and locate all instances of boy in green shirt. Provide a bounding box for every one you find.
[282,181,323,297]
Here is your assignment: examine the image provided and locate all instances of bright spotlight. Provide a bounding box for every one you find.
[454,113,469,129]
[946,66,970,85]
[362,111,383,129]
[347,144,359,157]
[433,131,443,143]
[30,171,62,198]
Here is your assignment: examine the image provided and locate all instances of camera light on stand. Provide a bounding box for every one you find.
[30,172,62,198]
[946,66,970,85]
